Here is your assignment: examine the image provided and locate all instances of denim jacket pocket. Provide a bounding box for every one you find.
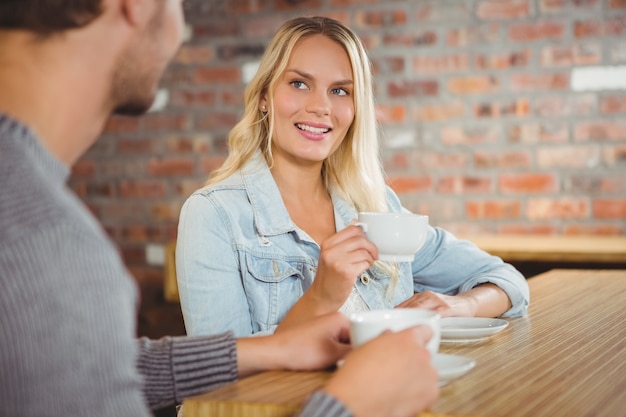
[244,254,308,330]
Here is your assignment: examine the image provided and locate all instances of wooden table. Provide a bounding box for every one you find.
[183,269,626,417]
[457,234,626,263]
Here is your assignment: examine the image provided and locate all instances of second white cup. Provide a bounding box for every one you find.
[349,308,441,355]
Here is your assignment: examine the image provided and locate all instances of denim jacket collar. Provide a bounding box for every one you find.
[240,152,358,237]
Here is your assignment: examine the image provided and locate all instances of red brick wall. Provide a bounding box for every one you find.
[69,0,626,335]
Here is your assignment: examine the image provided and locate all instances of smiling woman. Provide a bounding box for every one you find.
[175,16,530,339]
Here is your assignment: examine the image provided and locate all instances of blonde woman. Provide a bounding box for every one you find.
[176,16,529,337]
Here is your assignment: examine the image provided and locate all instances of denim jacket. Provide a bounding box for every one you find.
[176,152,529,337]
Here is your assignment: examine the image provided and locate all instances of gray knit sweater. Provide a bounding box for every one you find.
[0,114,350,417]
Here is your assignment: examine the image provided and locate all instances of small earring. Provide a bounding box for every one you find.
[261,105,267,112]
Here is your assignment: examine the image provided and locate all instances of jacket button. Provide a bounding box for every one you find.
[360,273,370,285]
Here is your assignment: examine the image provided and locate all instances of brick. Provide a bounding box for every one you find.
[603,145,626,166]
[387,80,438,98]
[99,160,147,178]
[564,175,625,193]
[593,200,626,219]
[383,31,437,47]
[330,0,378,5]
[563,225,624,235]
[402,197,464,220]
[174,45,213,65]
[194,112,240,130]
[541,43,602,66]
[220,88,246,106]
[446,24,501,47]
[539,0,600,13]
[150,203,183,222]
[415,1,471,22]
[225,0,270,13]
[103,116,141,134]
[371,57,405,75]
[85,182,116,198]
[192,21,238,39]
[508,122,569,143]
[200,155,228,175]
[117,138,161,154]
[437,176,493,194]
[527,198,589,220]
[119,181,167,198]
[375,104,406,124]
[447,76,499,94]
[574,121,626,141]
[193,67,241,84]
[414,102,465,122]
[610,0,626,8]
[442,126,501,145]
[386,176,432,193]
[476,0,531,20]
[474,98,530,118]
[161,67,194,86]
[355,10,407,27]
[500,173,557,193]
[600,94,626,114]
[164,135,211,154]
[413,152,469,170]
[274,0,322,11]
[217,44,266,61]
[120,225,165,243]
[144,114,190,131]
[475,49,531,70]
[170,89,217,107]
[509,22,565,42]
[575,17,626,38]
[537,146,600,168]
[499,224,557,234]
[533,94,597,117]
[509,73,569,91]
[413,54,470,73]
[383,152,410,170]
[176,179,206,197]
[474,151,531,169]
[71,160,95,178]
[99,203,146,221]
[467,200,521,219]
[147,158,195,176]
[120,246,145,265]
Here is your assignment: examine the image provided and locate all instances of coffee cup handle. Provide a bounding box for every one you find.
[354,222,368,232]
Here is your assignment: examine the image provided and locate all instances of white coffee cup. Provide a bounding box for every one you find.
[357,212,429,262]
[349,308,440,355]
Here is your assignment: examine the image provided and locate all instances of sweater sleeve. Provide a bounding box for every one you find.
[297,391,353,417]
[136,333,239,410]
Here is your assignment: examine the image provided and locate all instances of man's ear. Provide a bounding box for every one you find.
[119,0,146,27]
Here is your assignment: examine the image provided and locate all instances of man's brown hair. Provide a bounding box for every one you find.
[0,0,103,35]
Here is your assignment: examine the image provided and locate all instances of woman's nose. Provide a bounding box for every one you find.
[305,91,330,116]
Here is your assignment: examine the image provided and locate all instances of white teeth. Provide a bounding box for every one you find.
[297,123,329,134]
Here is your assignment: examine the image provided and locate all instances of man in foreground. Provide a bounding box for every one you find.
[0,1,439,416]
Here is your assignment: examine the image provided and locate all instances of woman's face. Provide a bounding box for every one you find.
[264,34,355,169]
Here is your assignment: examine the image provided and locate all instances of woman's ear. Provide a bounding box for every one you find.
[259,96,268,113]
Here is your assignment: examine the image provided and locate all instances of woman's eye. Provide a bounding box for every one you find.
[290,80,307,90]
[331,87,349,96]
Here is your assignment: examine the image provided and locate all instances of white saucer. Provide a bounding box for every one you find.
[440,317,509,343]
[433,353,476,386]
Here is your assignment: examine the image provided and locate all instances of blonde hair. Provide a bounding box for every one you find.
[206,16,388,213]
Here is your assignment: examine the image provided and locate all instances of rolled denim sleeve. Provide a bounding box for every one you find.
[176,193,254,337]
[411,227,530,317]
